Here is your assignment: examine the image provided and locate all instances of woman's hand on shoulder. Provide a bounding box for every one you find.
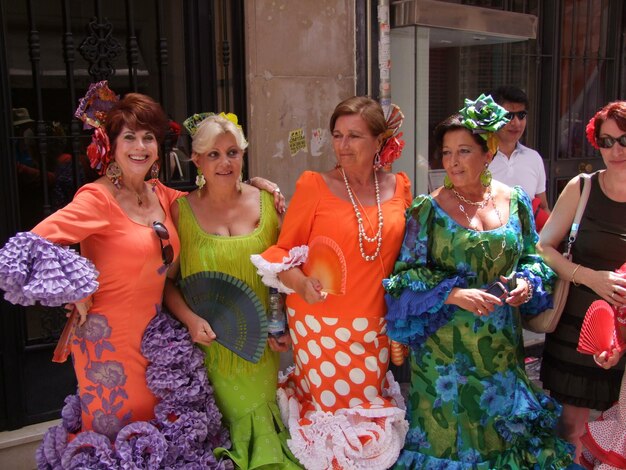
[248,176,286,214]
[445,287,502,316]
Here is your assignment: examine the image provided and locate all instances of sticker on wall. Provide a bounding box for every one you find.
[310,128,327,157]
[272,140,285,159]
[288,128,307,156]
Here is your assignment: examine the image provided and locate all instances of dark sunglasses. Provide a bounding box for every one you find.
[597,134,626,149]
[152,221,174,265]
[504,110,528,121]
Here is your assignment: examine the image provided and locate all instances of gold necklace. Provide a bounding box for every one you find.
[451,186,492,208]
[339,167,383,261]
[456,192,507,262]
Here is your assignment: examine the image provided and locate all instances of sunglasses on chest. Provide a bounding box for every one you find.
[152,221,174,265]
[597,134,626,149]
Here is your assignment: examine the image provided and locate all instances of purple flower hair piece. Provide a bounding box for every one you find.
[74,81,119,130]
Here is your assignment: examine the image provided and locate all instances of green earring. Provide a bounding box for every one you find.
[444,174,454,189]
[480,166,492,187]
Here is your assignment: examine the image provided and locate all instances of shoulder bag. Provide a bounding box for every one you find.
[522,173,592,334]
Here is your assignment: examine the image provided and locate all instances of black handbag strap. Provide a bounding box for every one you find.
[565,173,592,256]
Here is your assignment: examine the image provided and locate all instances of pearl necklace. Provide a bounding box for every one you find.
[454,188,507,262]
[339,167,383,261]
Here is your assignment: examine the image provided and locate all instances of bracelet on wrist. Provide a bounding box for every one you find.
[571,264,582,287]
[517,274,533,303]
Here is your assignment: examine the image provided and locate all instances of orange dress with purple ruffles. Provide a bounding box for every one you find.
[0,181,230,468]
[31,182,182,434]
[251,171,411,470]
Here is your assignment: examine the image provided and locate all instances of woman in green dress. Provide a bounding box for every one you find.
[164,112,302,469]
[383,96,575,469]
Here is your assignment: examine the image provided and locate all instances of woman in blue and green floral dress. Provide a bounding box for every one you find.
[383,96,575,469]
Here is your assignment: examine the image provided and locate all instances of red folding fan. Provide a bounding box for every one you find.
[577,300,625,355]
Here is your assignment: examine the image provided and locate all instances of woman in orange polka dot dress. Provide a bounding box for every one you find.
[251,97,410,469]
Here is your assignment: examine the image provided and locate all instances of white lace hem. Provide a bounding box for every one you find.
[250,245,309,294]
[276,371,409,470]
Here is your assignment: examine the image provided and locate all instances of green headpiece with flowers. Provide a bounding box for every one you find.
[458,93,510,154]
[183,112,243,137]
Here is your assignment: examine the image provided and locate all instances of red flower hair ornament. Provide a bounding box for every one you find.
[74,81,119,175]
[585,114,599,150]
[376,104,405,170]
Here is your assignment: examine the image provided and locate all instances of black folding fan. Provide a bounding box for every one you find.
[179,271,268,363]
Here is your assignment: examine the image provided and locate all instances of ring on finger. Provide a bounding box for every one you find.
[273,187,281,194]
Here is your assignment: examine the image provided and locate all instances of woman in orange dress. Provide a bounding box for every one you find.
[0,82,229,469]
[251,96,410,469]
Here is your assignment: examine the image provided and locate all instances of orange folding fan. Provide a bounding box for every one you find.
[577,300,625,355]
[302,236,347,295]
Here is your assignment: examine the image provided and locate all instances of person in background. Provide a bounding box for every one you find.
[489,85,551,231]
[0,82,230,469]
[384,95,574,469]
[581,304,626,469]
[537,101,626,463]
[251,96,411,469]
[164,112,301,469]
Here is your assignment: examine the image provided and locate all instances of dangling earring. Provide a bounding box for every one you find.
[106,161,122,189]
[150,162,160,191]
[195,167,206,195]
[373,151,381,170]
[444,174,454,189]
[237,172,243,193]
[480,165,492,187]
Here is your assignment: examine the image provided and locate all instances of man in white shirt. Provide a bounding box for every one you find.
[489,86,551,224]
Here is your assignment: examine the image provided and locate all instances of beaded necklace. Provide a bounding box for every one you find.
[454,187,506,262]
[339,167,383,261]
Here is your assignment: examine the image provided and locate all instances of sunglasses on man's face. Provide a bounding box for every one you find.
[152,221,174,265]
[504,110,528,121]
[597,134,626,149]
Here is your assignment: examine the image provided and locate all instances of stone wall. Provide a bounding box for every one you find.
[244,0,356,200]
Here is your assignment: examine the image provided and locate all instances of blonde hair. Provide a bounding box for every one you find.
[191,114,248,155]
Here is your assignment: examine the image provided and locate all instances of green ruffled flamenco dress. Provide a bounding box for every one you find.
[383,188,575,469]
[177,191,302,469]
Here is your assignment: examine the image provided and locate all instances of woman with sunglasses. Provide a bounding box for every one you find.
[0,83,231,468]
[537,100,626,463]
[163,112,301,469]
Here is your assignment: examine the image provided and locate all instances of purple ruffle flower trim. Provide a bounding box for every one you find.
[61,431,118,469]
[0,232,99,306]
[36,307,231,469]
[61,393,82,434]
[36,424,67,469]
[115,421,168,469]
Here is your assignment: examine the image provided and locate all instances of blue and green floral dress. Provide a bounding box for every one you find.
[383,187,574,469]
